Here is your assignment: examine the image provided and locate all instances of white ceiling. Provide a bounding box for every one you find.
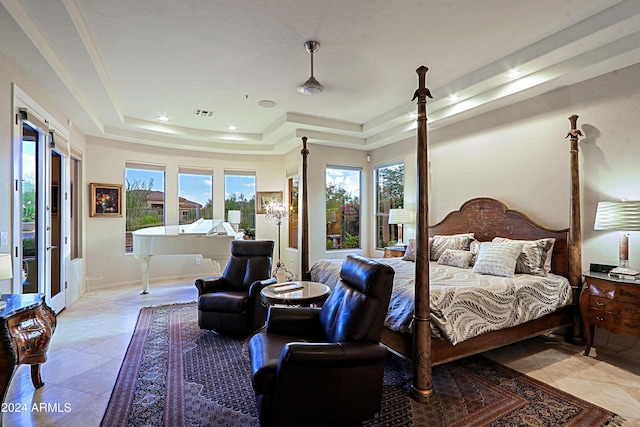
[1,0,639,154]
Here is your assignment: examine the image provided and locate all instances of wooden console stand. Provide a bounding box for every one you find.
[0,294,56,412]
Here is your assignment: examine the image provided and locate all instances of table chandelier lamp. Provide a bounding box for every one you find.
[0,254,12,309]
[388,208,412,246]
[594,200,640,275]
[227,210,242,232]
[265,201,294,281]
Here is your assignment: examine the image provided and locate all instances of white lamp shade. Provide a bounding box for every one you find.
[0,254,12,281]
[388,208,412,225]
[228,210,242,224]
[594,201,640,231]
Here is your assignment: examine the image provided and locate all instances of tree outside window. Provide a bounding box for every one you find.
[224,173,256,239]
[326,167,361,250]
[375,163,404,249]
[125,167,165,253]
[178,171,213,224]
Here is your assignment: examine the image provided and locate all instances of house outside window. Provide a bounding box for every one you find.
[326,166,361,250]
[375,163,405,249]
[178,169,213,224]
[125,165,165,253]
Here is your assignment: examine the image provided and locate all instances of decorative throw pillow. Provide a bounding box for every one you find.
[402,239,417,262]
[469,239,482,266]
[472,240,524,277]
[437,249,474,268]
[430,233,474,261]
[493,237,555,276]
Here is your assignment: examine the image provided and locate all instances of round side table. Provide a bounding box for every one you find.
[260,281,331,307]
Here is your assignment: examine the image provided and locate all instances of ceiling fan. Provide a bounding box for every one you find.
[298,40,323,95]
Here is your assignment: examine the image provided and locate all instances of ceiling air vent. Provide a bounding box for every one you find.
[193,109,214,117]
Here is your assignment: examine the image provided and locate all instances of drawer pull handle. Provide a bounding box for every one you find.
[595,316,605,322]
[595,301,605,306]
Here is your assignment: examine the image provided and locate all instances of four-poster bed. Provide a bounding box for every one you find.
[298,67,583,401]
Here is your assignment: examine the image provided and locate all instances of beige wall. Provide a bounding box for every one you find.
[302,143,369,264]
[370,62,640,357]
[84,137,288,288]
[0,52,87,306]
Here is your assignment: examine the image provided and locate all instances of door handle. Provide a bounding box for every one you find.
[47,246,58,251]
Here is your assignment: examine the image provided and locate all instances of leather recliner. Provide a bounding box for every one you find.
[195,240,276,336]
[248,254,395,427]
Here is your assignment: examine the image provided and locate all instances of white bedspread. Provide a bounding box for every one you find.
[310,258,572,345]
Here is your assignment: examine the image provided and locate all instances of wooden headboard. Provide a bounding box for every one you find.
[429,197,570,278]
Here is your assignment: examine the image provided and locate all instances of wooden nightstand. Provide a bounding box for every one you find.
[384,246,406,258]
[580,272,640,356]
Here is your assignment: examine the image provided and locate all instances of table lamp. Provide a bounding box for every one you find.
[0,254,12,309]
[227,210,242,231]
[388,208,412,246]
[594,200,640,275]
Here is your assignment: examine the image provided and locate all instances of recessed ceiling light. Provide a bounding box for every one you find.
[158,115,169,122]
[449,95,460,102]
[227,125,237,131]
[258,100,276,108]
[508,70,521,78]
[408,113,417,120]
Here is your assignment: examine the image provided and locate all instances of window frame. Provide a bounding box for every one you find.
[224,171,256,239]
[124,163,166,253]
[374,162,405,250]
[325,165,362,251]
[178,167,213,224]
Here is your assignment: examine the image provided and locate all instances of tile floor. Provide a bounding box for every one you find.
[2,280,639,426]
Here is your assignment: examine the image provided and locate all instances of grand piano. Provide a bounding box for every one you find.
[132,219,244,293]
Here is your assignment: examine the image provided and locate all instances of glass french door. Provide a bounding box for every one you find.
[17,119,66,313]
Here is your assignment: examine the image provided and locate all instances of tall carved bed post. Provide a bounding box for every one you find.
[566,115,585,343]
[300,137,311,281]
[411,66,434,401]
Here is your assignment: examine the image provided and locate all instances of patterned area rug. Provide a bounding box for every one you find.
[101,303,624,427]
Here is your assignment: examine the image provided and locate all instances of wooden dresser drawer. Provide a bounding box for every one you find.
[587,277,640,304]
[581,273,640,356]
[589,297,640,319]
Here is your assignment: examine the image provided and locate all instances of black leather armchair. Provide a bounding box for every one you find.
[195,240,276,336]
[248,254,395,427]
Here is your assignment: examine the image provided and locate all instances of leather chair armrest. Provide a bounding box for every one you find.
[280,342,387,368]
[248,278,277,297]
[265,307,323,337]
[194,276,229,295]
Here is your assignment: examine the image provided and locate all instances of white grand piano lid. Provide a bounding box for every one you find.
[132,218,235,293]
[132,218,221,236]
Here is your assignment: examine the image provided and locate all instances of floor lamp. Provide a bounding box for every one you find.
[265,201,294,281]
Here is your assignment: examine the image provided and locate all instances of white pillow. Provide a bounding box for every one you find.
[430,233,474,261]
[493,237,555,276]
[472,241,524,277]
[437,249,474,268]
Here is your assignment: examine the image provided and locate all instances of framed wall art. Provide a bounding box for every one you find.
[90,183,123,217]
[256,191,283,214]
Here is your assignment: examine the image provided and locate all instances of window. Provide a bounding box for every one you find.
[326,166,361,250]
[125,165,165,253]
[375,163,405,249]
[178,169,213,224]
[288,175,299,248]
[70,156,82,259]
[224,172,256,239]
